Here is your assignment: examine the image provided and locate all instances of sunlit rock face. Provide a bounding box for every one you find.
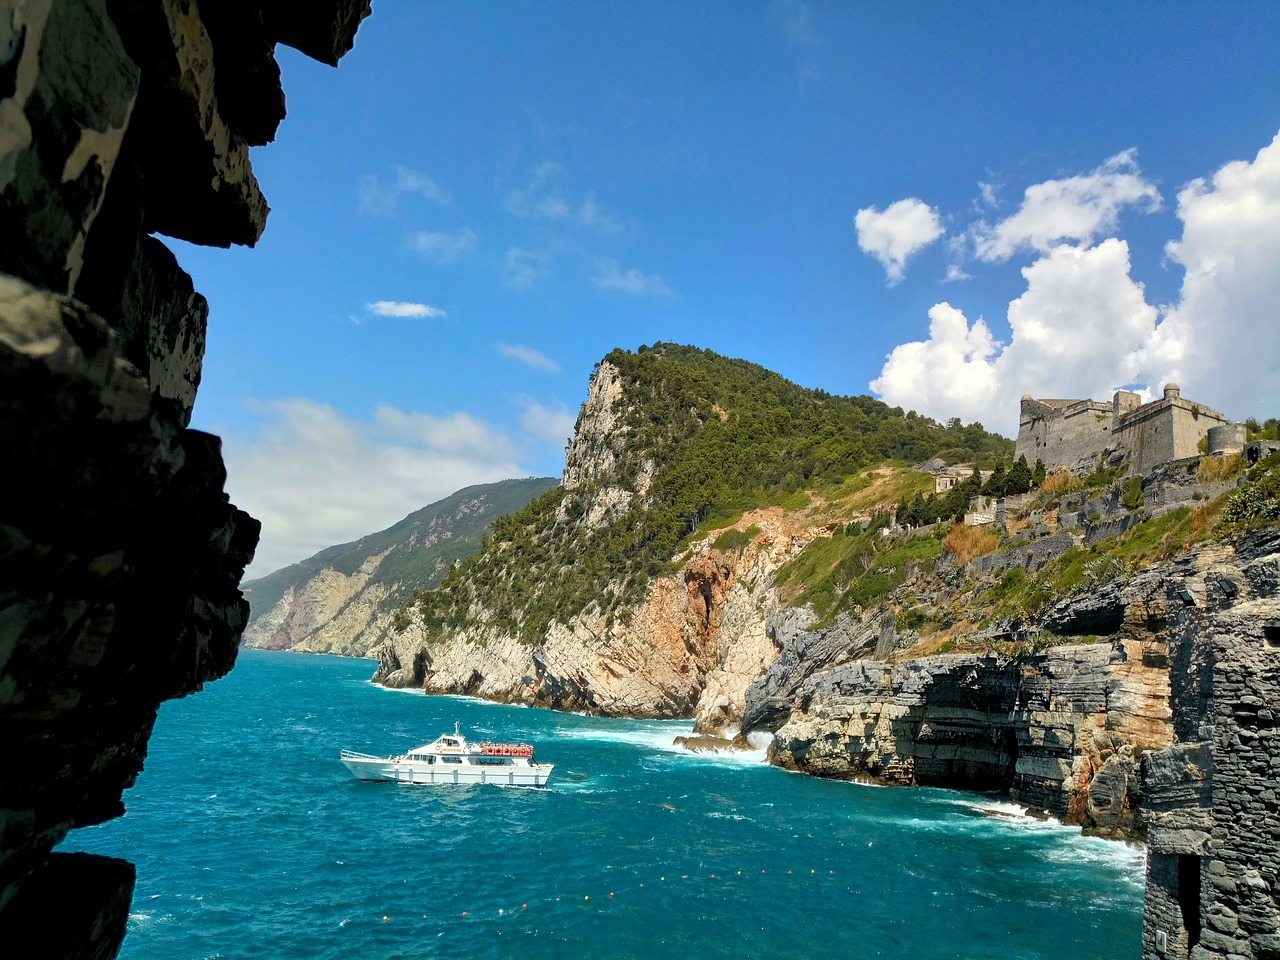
[0,1,370,955]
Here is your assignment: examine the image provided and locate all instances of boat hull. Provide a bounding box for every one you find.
[340,754,554,788]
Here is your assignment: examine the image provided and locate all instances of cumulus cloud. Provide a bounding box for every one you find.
[363,300,446,320]
[223,400,525,578]
[499,343,560,373]
[1155,131,1280,418]
[870,134,1280,433]
[359,166,451,215]
[972,149,1161,262]
[593,257,672,296]
[505,247,552,290]
[412,228,476,263]
[854,198,945,285]
[517,398,576,445]
[506,162,622,232]
[872,240,1161,432]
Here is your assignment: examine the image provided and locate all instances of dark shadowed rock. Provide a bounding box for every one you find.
[0,0,371,955]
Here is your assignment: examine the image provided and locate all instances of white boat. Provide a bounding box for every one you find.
[340,722,554,788]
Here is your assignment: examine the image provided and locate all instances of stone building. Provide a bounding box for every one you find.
[1015,384,1229,478]
[933,464,991,494]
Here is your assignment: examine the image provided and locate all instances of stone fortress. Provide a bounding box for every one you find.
[1014,383,1273,479]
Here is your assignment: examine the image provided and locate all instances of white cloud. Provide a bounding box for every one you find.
[978,181,999,208]
[872,239,1161,432]
[506,162,622,232]
[1154,131,1280,418]
[499,343,560,373]
[972,149,1161,262]
[517,398,576,446]
[359,166,451,215]
[854,198,945,285]
[412,228,476,263]
[223,400,525,578]
[593,258,672,296]
[504,247,551,290]
[870,132,1280,434]
[364,300,446,319]
[944,263,971,283]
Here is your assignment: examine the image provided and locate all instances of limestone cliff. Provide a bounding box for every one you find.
[241,478,557,657]
[378,505,823,731]
[372,344,1012,732]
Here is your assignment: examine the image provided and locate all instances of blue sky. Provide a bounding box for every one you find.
[178,2,1280,576]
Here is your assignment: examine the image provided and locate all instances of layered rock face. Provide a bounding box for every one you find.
[764,641,1168,836]
[1139,529,1280,960]
[0,1,369,956]
[747,539,1276,839]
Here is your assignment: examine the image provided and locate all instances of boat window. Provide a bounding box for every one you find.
[443,756,462,764]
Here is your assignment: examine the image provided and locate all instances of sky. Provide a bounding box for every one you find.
[177,2,1280,578]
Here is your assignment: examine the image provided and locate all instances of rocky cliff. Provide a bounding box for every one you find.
[0,1,369,955]
[373,345,1012,731]
[242,478,558,657]
[378,502,823,732]
[747,528,1280,840]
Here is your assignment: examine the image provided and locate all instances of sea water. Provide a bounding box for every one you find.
[69,650,1144,959]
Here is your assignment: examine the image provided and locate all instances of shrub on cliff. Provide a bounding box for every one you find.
[1221,461,1280,531]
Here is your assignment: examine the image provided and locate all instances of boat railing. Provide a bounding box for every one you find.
[339,750,386,761]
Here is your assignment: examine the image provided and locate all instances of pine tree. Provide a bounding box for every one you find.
[1006,455,1033,495]
[1033,458,1046,487]
[982,464,1007,497]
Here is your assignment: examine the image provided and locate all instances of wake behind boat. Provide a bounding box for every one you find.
[340,722,554,788]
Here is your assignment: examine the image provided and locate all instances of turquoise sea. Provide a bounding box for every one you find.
[70,650,1144,959]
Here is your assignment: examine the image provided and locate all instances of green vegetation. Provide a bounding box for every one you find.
[1121,476,1144,510]
[712,526,760,553]
[1221,453,1280,532]
[400,343,1013,643]
[1246,417,1279,441]
[775,523,946,622]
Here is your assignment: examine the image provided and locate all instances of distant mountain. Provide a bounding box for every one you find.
[240,477,559,656]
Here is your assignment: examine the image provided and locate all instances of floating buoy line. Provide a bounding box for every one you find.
[339,864,840,928]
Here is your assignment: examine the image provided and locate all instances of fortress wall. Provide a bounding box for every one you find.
[1016,399,1114,474]
[1119,397,1228,477]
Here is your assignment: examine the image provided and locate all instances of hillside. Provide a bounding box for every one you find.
[241,477,558,656]
[375,343,1012,725]
[369,343,1280,843]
